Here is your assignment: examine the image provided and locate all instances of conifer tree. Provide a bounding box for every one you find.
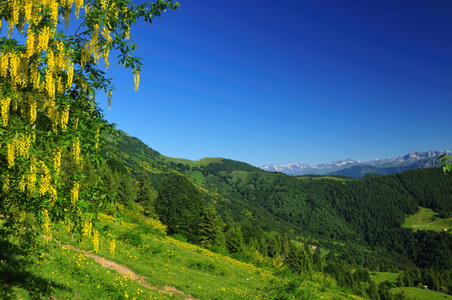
[199,205,225,248]
[312,247,323,272]
[226,225,245,254]
[367,280,380,300]
[155,174,205,242]
[136,173,158,214]
[266,234,281,258]
[285,242,313,277]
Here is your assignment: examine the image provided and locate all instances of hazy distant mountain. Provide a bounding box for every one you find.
[260,158,361,175]
[260,150,449,176]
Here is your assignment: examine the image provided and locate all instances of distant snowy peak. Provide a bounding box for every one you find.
[261,158,361,175]
[260,150,449,175]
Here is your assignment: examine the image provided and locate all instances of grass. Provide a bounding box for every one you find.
[403,207,452,232]
[391,287,452,300]
[295,176,355,182]
[1,208,364,299]
[184,170,206,183]
[163,156,224,167]
[369,272,399,285]
[369,272,452,299]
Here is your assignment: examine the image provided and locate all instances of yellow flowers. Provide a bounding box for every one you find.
[28,156,38,194]
[65,220,74,234]
[5,133,34,168]
[83,219,93,239]
[29,101,37,124]
[39,161,51,195]
[134,70,140,92]
[94,127,100,149]
[6,143,15,168]
[92,228,100,253]
[72,137,81,167]
[110,239,116,257]
[42,209,52,241]
[25,31,35,58]
[71,182,80,205]
[75,0,84,18]
[0,97,10,127]
[66,63,74,89]
[60,105,70,130]
[53,148,62,175]
[0,0,175,261]
[45,67,55,99]
[36,26,52,52]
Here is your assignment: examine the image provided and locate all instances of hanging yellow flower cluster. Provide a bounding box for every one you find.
[53,148,62,175]
[109,238,116,257]
[0,0,179,248]
[82,219,92,239]
[42,208,52,241]
[27,156,38,195]
[0,0,116,135]
[5,132,35,168]
[92,228,99,253]
[72,137,82,168]
[71,181,80,205]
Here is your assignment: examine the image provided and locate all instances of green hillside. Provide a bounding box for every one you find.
[3,129,452,299]
[0,205,363,300]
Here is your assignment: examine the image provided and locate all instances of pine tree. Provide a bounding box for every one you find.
[226,225,245,254]
[136,173,158,214]
[367,280,380,300]
[267,235,281,258]
[155,174,205,242]
[199,205,225,248]
[285,242,313,277]
[312,247,323,272]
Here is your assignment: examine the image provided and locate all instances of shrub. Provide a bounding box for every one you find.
[118,230,142,247]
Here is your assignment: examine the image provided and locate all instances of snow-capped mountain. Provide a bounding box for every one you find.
[261,158,361,175]
[260,150,449,176]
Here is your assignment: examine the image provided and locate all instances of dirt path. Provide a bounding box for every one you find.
[64,244,196,300]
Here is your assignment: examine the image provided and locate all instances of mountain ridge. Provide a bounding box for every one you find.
[260,150,450,176]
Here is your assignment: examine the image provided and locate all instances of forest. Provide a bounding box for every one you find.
[92,129,452,298]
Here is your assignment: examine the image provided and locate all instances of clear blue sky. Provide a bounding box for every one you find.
[98,0,452,166]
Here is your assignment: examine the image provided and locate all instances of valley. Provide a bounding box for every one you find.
[2,129,452,299]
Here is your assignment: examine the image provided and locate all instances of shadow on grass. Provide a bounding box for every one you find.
[0,239,71,299]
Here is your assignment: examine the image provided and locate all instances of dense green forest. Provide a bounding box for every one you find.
[92,130,452,298]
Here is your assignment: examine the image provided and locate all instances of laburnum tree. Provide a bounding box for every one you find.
[439,152,452,174]
[0,0,179,248]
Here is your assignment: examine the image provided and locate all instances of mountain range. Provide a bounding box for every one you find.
[260,150,450,177]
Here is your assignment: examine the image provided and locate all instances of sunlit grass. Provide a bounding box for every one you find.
[403,207,452,232]
[391,287,452,300]
[2,208,365,299]
[370,271,399,285]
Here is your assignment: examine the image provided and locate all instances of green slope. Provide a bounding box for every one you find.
[0,207,363,300]
[102,129,452,276]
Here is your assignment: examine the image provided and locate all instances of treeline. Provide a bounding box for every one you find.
[98,130,452,296]
[195,160,452,271]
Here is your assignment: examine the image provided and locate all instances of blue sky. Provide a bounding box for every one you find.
[98,0,452,166]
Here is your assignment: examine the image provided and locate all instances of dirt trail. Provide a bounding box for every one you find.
[64,244,196,300]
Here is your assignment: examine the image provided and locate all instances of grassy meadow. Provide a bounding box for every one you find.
[369,272,399,285]
[1,206,363,299]
[391,287,452,300]
[403,207,452,232]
